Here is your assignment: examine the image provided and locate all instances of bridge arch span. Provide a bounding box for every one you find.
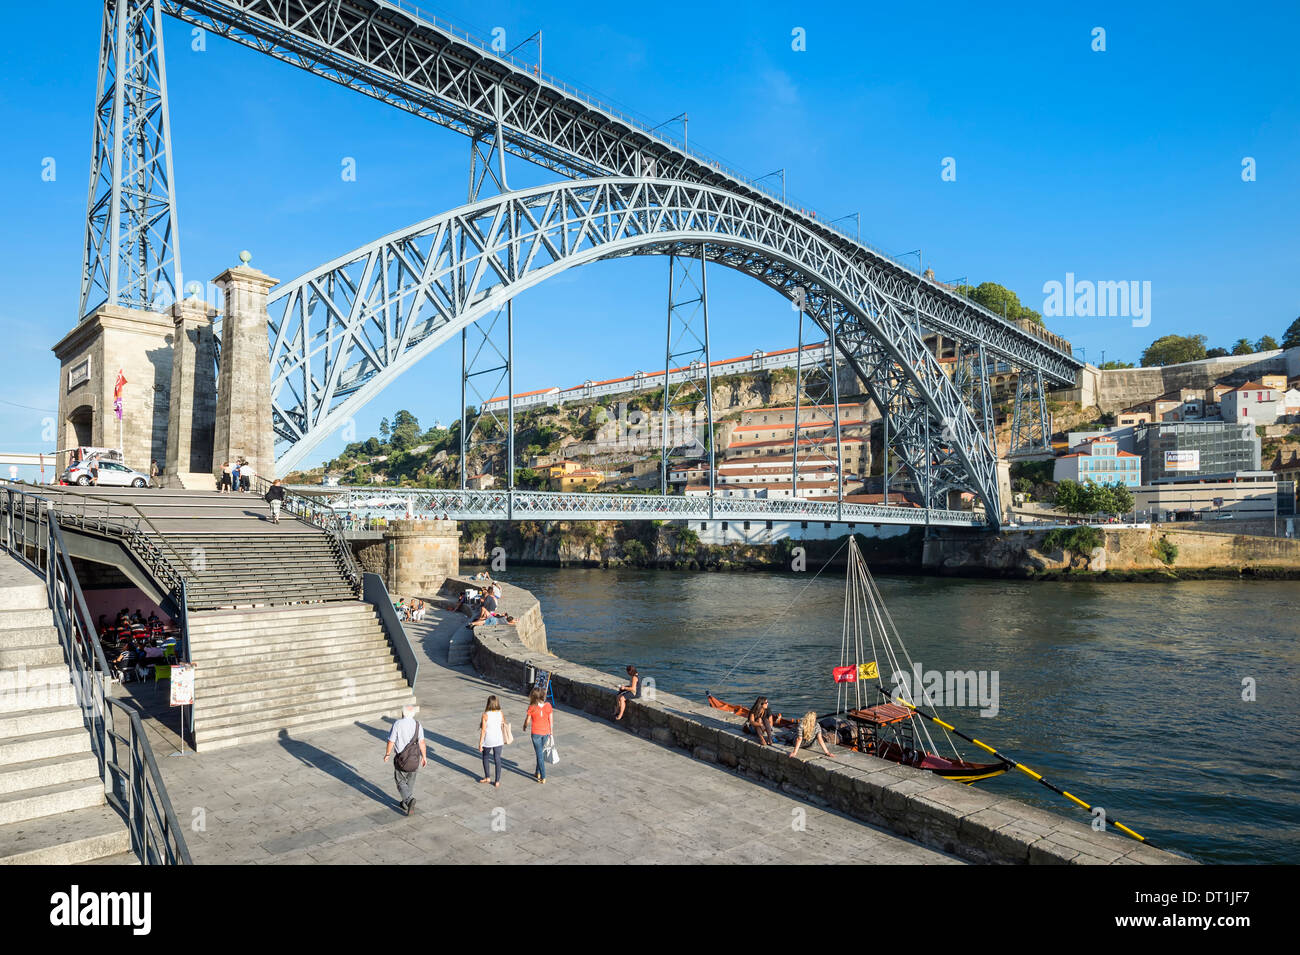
[268,177,1000,523]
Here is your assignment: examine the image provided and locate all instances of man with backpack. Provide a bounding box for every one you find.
[382,703,427,815]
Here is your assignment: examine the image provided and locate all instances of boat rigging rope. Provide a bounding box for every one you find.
[716,536,852,688]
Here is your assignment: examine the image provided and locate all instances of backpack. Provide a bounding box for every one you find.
[394,721,422,772]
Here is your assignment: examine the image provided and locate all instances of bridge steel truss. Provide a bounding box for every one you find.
[316,486,987,529]
[77,0,1088,530]
[144,0,1079,384]
[265,177,1006,525]
[80,0,183,319]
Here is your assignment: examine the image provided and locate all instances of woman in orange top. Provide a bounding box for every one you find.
[522,687,554,783]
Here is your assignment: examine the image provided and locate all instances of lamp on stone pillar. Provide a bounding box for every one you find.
[212,252,278,484]
[164,284,218,488]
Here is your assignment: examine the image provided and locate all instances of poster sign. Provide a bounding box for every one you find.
[1164,450,1200,472]
[169,664,194,707]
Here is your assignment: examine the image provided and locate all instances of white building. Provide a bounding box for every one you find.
[1220,381,1281,425]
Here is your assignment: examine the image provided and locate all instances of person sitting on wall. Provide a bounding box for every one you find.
[613,665,640,721]
[789,711,836,759]
[747,697,776,746]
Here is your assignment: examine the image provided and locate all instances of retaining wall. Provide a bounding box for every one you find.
[470,617,1191,865]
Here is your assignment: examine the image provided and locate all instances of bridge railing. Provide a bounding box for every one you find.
[304,486,988,527]
[0,483,191,865]
[249,476,361,596]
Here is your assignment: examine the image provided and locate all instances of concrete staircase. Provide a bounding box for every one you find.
[165,532,356,608]
[187,603,415,751]
[0,555,133,865]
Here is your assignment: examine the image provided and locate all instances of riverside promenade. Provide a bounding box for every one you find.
[147,602,961,864]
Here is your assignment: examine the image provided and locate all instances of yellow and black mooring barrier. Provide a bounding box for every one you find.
[877,686,1152,845]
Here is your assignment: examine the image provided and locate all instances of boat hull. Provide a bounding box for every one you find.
[707,694,1009,784]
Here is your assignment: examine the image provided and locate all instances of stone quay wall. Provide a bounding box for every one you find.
[923,525,1300,578]
[424,576,549,657]
[468,594,1191,866]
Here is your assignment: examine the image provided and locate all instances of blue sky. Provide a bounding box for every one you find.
[1,0,1297,476]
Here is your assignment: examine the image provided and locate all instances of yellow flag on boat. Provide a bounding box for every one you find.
[859,662,878,680]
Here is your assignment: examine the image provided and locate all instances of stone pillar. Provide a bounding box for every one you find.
[52,304,174,474]
[382,520,461,595]
[212,262,278,484]
[164,294,218,487]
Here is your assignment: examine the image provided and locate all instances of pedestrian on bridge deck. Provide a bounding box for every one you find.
[383,703,427,815]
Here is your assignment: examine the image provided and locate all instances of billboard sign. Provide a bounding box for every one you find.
[1164,450,1200,473]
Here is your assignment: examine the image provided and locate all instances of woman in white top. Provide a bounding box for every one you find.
[478,695,508,787]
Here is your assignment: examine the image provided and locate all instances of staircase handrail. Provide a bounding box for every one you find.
[249,476,362,595]
[0,483,191,864]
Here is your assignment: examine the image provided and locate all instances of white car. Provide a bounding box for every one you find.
[65,460,151,487]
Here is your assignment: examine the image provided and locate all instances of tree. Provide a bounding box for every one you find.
[1231,338,1254,356]
[389,410,421,450]
[1099,360,1135,369]
[1108,481,1135,516]
[1054,480,1083,517]
[1256,335,1280,351]
[1078,482,1106,516]
[379,417,390,443]
[1140,334,1207,367]
[954,281,1044,327]
[1206,347,1229,358]
[1282,316,1300,350]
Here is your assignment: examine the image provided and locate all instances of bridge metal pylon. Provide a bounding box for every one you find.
[661,246,715,508]
[791,294,844,515]
[1010,366,1052,455]
[460,89,515,502]
[80,0,182,319]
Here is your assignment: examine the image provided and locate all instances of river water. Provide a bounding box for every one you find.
[503,564,1300,864]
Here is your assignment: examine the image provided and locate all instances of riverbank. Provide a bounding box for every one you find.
[923,525,1300,580]
[454,575,1193,865]
[492,566,1300,863]
[458,520,1300,581]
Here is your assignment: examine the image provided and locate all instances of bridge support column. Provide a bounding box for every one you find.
[52,304,174,474]
[380,519,460,596]
[163,293,217,487]
[212,262,278,483]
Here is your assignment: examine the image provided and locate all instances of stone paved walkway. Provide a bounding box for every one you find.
[151,607,962,864]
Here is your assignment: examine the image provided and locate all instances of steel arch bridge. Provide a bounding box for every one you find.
[75,0,1085,530]
[270,176,1006,520]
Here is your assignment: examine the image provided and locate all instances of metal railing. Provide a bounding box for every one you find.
[0,484,191,864]
[302,485,990,528]
[0,480,195,661]
[362,572,419,688]
[250,476,362,595]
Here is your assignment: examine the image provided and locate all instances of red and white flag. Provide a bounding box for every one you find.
[832,666,857,683]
